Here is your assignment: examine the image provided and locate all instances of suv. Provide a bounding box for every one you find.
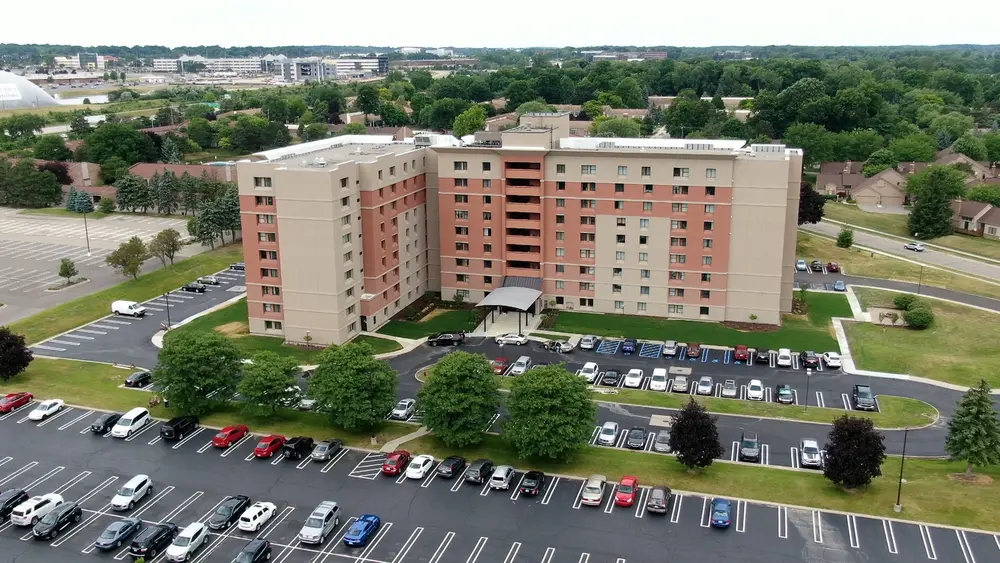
[853,385,876,411]
[0,489,29,523]
[196,275,219,285]
[90,412,123,434]
[464,459,494,484]
[645,486,671,514]
[159,416,199,441]
[427,333,465,346]
[810,260,824,272]
[165,522,208,562]
[10,494,63,526]
[298,501,341,544]
[489,465,515,490]
[800,351,820,368]
[236,539,272,563]
[130,523,179,559]
[663,340,679,357]
[738,431,762,463]
[32,501,82,540]
[124,371,152,388]
[799,439,824,469]
[282,437,315,460]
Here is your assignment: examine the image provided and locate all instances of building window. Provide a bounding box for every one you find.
[669,304,684,314]
[485,276,493,284]
[455,178,469,187]
[483,228,492,237]
[705,204,716,213]
[581,216,596,225]
[672,185,689,195]
[483,195,492,204]
[483,243,492,252]
[702,273,712,282]
[556,280,565,289]
[455,226,469,235]
[455,242,469,251]
[344,269,353,280]
[253,177,272,188]
[556,264,565,273]
[264,320,282,330]
[257,214,275,224]
[612,284,622,293]
[670,271,685,280]
[262,286,281,295]
[580,199,595,209]
[556,231,565,241]
[639,236,648,245]
[703,256,713,265]
[613,184,625,194]
[483,162,491,171]
[613,268,623,277]
[669,288,685,297]
[556,164,566,174]
[389,166,396,176]
[341,216,351,226]
[644,184,653,193]
[671,220,687,229]
[483,212,492,220]
[255,196,274,206]
[557,181,565,190]
[638,252,648,262]
[340,196,350,207]
[670,254,686,264]
[580,249,595,258]
[581,164,596,175]
[258,232,277,242]
[643,202,653,211]
[637,302,647,312]
[456,258,469,267]
[343,251,353,263]
[641,166,651,177]
[263,303,281,313]
[483,179,492,188]
[581,182,596,191]
[456,274,469,283]
[454,194,468,203]
[704,221,713,231]
[346,287,354,297]
[701,290,711,299]
[615,251,625,261]
[348,322,357,333]
[703,239,713,248]
[556,215,565,224]
[706,186,716,196]
[455,211,469,220]
[639,218,649,229]
[616,217,627,227]
[580,298,594,307]
[616,234,626,244]
[579,282,594,290]
[706,168,717,179]
[378,170,383,180]
[614,200,624,210]
[617,166,628,176]
[261,268,278,278]
[700,306,710,315]
[342,233,352,244]
[641,269,650,279]
[580,266,595,275]
[614,300,625,310]
[640,286,650,295]
[556,198,565,208]
[347,304,356,315]
[556,248,565,257]
[670,237,686,247]
[673,167,689,178]
[484,260,492,268]
[672,203,688,213]
[259,250,277,260]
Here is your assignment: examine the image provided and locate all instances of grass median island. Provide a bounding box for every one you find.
[797,231,1000,301]
[494,376,936,428]
[402,433,1000,531]
[823,202,1000,262]
[8,245,244,345]
[549,292,850,350]
[378,309,479,339]
[18,208,113,219]
[845,288,1000,388]
[0,358,413,449]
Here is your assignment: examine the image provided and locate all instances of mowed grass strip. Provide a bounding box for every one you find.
[797,231,1000,301]
[378,309,479,339]
[550,292,851,350]
[0,358,413,449]
[8,245,243,345]
[845,288,1000,388]
[18,208,113,219]
[404,433,1000,531]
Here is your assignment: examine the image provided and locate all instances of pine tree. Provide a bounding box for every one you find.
[946,379,1000,475]
[178,172,200,215]
[156,171,179,215]
[65,187,77,211]
[669,399,725,470]
[75,190,94,213]
[160,137,182,163]
[114,173,144,212]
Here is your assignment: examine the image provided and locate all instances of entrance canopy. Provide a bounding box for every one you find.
[475,287,542,312]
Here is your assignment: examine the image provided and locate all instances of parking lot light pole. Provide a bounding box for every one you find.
[164,293,171,328]
[894,427,909,512]
[83,211,92,256]
[917,266,923,295]
[804,368,812,410]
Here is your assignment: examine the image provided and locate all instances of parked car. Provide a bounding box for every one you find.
[464,459,494,484]
[826,262,841,273]
[822,352,842,368]
[196,275,219,285]
[436,456,466,479]
[389,399,416,420]
[208,495,252,530]
[755,349,772,364]
[696,376,714,396]
[580,475,607,506]
[343,514,381,547]
[626,427,646,449]
[739,431,762,463]
[800,351,820,368]
[672,375,689,393]
[159,416,198,441]
[622,339,637,354]
[810,260,824,272]
[491,357,510,374]
[0,489,30,523]
[427,333,465,346]
[311,439,344,462]
[510,356,532,375]
[663,340,679,357]
[776,348,792,367]
[165,522,208,562]
[645,486,671,514]
[124,371,152,388]
[686,343,702,358]
[297,501,341,544]
[799,439,824,469]
[652,431,672,453]
[543,339,573,353]
[129,522,179,559]
[112,300,146,317]
[90,412,123,434]
[579,362,599,383]
[746,379,765,401]
[495,333,528,345]
[853,384,877,411]
[111,475,153,511]
[213,425,249,448]
[111,407,152,438]
[833,280,847,292]
[235,539,272,563]
[28,399,64,421]
[597,421,619,446]
[579,335,599,350]
[253,435,286,458]
[904,242,925,252]
[721,380,738,398]
[710,498,732,528]
[11,493,64,526]
[519,471,545,495]
[615,476,639,507]
[94,518,143,550]
[489,465,515,490]
[282,437,315,460]
[623,369,643,388]
[733,345,749,362]
[180,282,207,293]
[238,502,277,532]
[649,368,668,391]
[230,262,246,270]
[795,259,808,271]
[405,455,436,479]
[381,450,411,476]
[775,385,795,404]
[0,392,33,413]
[600,370,621,386]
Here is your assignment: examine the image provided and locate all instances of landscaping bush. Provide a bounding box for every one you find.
[903,305,934,329]
[97,197,116,213]
[836,227,854,249]
[538,312,558,330]
[893,293,919,310]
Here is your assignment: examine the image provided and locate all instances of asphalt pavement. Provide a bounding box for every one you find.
[796,271,1000,312]
[0,402,995,563]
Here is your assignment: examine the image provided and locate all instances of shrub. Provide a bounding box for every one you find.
[893,293,919,310]
[97,197,116,213]
[836,227,854,249]
[903,305,934,330]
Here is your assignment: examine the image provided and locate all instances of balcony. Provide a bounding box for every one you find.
[504,184,541,197]
[504,163,543,180]
[504,234,541,246]
[505,218,541,231]
[505,201,541,214]
[506,250,542,263]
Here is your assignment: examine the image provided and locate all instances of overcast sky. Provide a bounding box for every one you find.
[6,0,997,49]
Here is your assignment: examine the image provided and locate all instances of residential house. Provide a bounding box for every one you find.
[850,168,909,208]
[819,150,1000,199]
[951,200,1000,239]
[817,161,864,197]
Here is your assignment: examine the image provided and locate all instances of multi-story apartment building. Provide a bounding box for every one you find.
[53,53,107,70]
[236,135,450,347]
[434,112,802,326]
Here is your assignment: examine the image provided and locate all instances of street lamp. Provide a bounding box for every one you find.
[894,427,909,512]
[82,211,92,256]
[804,368,812,410]
[916,266,924,295]
[163,293,171,328]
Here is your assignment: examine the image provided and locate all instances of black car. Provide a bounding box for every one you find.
[159,416,199,441]
[775,385,796,405]
[810,260,824,272]
[0,488,29,522]
[626,426,647,449]
[282,437,315,460]
[310,439,344,462]
[124,371,152,388]
[645,486,672,514]
[230,262,246,271]
[755,350,772,364]
[800,351,820,368]
[738,431,762,463]
[90,412,123,434]
[464,458,494,484]
[181,282,207,293]
[600,370,621,386]
[32,502,82,540]
[427,332,465,346]
[208,495,252,530]
[519,471,545,495]
[436,456,466,478]
[130,522,178,559]
[853,384,876,411]
[94,518,142,551]
[236,539,272,563]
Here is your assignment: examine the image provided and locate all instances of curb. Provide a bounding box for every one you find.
[44,278,92,293]
[150,292,247,349]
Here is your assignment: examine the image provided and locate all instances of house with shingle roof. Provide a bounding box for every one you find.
[951,200,1000,239]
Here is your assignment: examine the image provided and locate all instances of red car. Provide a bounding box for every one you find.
[686,343,702,358]
[254,434,286,458]
[826,262,841,273]
[381,450,412,476]
[212,424,249,448]
[733,345,749,362]
[615,476,639,507]
[492,357,510,375]
[0,392,33,414]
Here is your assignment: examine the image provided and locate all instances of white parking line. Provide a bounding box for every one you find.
[735,500,747,532]
[105,319,134,326]
[571,480,587,509]
[50,476,119,547]
[502,542,521,563]
[920,525,938,560]
[124,420,159,442]
[392,527,424,563]
[32,344,66,351]
[841,393,852,410]
[815,392,826,408]
[77,329,107,335]
[426,531,455,563]
[38,407,74,426]
[0,461,38,487]
[0,401,35,421]
[61,334,94,340]
[812,511,823,544]
[669,494,683,524]
[777,506,788,539]
[699,497,711,528]
[220,434,253,457]
[540,477,559,505]
[58,410,94,430]
[634,488,649,518]
[539,547,555,563]
[90,324,119,330]
[883,519,898,554]
[956,530,976,563]
[172,427,206,449]
[319,449,350,473]
[602,485,617,513]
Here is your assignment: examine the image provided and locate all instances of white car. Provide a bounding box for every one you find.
[663,340,679,357]
[649,368,668,391]
[238,501,278,532]
[510,356,532,375]
[776,348,793,367]
[579,362,599,383]
[405,455,436,479]
[623,369,644,388]
[672,375,689,393]
[721,379,738,398]
[822,352,842,368]
[747,379,765,401]
[165,522,208,562]
[28,399,64,421]
[579,335,599,350]
[390,399,416,420]
[904,242,925,252]
[10,493,63,526]
[495,333,528,345]
[696,376,714,396]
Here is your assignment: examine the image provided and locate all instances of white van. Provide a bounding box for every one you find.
[112,300,146,318]
[776,348,793,367]
[111,407,152,438]
[649,368,668,391]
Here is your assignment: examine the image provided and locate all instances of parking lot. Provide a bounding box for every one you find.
[0,210,189,247]
[0,403,994,563]
[28,268,246,368]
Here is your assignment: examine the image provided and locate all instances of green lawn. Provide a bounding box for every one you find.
[550,292,851,350]
[845,288,1000,388]
[0,358,414,449]
[18,208,112,219]
[378,309,479,339]
[797,231,1000,301]
[8,245,244,345]
[167,298,401,363]
[403,433,1000,530]
[823,202,1000,262]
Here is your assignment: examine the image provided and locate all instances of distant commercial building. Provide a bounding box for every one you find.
[328,55,389,76]
[424,48,455,57]
[398,47,423,55]
[53,53,107,70]
[152,55,267,74]
[279,56,390,82]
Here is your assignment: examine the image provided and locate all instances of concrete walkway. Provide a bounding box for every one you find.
[379,426,430,453]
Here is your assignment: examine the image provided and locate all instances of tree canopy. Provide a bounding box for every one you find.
[417,351,502,447]
[823,415,886,489]
[307,342,397,433]
[502,364,596,461]
[945,379,1000,475]
[154,330,242,416]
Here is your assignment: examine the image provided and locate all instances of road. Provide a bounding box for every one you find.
[796,272,1000,312]
[800,221,1000,280]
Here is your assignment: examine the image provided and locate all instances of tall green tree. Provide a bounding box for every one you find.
[669,399,725,470]
[782,122,832,167]
[613,77,645,108]
[2,114,47,141]
[237,351,302,417]
[452,105,487,137]
[823,415,886,489]
[378,103,409,127]
[503,364,595,461]
[591,117,641,138]
[889,133,939,162]
[308,343,397,434]
[147,228,183,266]
[945,379,1000,475]
[105,236,148,280]
[951,135,988,161]
[69,114,92,139]
[155,171,179,215]
[113,173,145,212]
[177,172,201,215]
[907,165,967,238]
[154,331,242,416]
[418,351,502,447]
[85,122,156,166]
[354,85,382,121]
[798,183,826,225]
[33,135,72,161]
[160,137,182,163]
[861,148,899,177]
[966,185,1000,207]
[0,158,63,208]
[0,327,33,382]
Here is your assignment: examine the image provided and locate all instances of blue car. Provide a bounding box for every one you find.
[833,280,846,292]
[622,339,637,354]
[710,498,731,528]
[343,515,381,547]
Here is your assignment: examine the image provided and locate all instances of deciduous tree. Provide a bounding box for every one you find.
[154,331,242,416]
[354,85,382,120]
[237,351,302,417]
[823,415,886,489]
[0,327,33,382]
[591,117,641,138]
[836,227,854,249]
[889,133,938,162]
[418,351,501,447]
[798,183,825,225]
[452,105,487,137]
[105,236,148,280]
[33,135,72,161]
[952,135,988,161]
[58,258,78,286]
[946,379,1000,475]
[148,228,183,266]
[782,122,832,167]
[861,148,899,177]
[966,185,1000,207]
[669,399,725,470]
[308,343,397,434]
[341,122,367,135]
[502,364,595,461]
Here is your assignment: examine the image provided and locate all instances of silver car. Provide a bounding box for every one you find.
[721,379,738,398]
[579,335,599,350]
[390,399,415,420]
[297,501,341,544]
[597,421,619,446]
[489,465,515,490]
[580,474,607,506]
[653,431,672,453]
[800,439,824,469]
[696,376,714,395]
[663,340,679,357]
[672,375,689,393]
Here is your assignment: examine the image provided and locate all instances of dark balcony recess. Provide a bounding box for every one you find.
[506,195,541,204]
[506,212,541,221]
[505,162,541,170]
[506,178,541,187]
